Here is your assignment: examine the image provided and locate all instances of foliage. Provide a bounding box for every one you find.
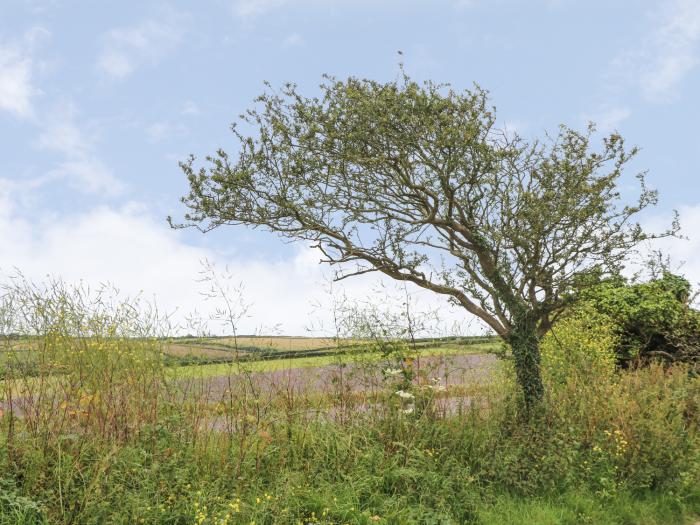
[173,69,674,406]
[540,306,618,386]
[0,479,46,525]
[578,272,700,369]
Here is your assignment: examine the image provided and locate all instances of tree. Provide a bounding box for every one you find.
[172,71,674,407]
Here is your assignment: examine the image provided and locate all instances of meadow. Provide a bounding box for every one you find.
[0,279,698,525]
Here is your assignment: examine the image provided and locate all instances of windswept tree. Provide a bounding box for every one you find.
[172,72,674,407]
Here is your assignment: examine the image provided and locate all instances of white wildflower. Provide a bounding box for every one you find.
[395,389,414,400]
[384,368,402,377]
[402,405,415,414]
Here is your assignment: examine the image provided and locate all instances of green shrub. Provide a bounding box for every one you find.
[579,273,700,369]
[540,307,618,387]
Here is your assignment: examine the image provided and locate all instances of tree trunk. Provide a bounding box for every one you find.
[507,314,544,409]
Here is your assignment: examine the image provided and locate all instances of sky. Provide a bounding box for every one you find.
[1,0,699,335]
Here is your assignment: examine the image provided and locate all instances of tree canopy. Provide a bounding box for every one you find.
[173,72,675,405]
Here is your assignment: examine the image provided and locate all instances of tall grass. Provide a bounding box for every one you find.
[0,276,698,524]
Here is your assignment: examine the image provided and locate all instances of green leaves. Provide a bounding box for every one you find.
[175,69,675,405]
[577,273,700,368]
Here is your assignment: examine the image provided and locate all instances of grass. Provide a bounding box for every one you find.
[478,491,700,525]
[3,352,697,524]
[1,281,698,524]
[3,387,696,524]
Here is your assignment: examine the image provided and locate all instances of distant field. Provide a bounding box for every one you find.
[163,343,234,360]
[162,335,341,360]
[172,341,500,378]
[209,336,339,351]
[161,335,499,367]
[1,335,500,379]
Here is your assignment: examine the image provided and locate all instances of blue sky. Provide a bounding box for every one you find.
[1,0,699,334]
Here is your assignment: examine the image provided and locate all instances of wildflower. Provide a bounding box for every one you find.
[428,382,446,392]
[384,368,402,376]
[395,389,414,400]
[402,405,415,414]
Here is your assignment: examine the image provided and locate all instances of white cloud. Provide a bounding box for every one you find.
[613,0,700,102]
[37,107,123,194]
[97,52,134,80]
[0,179,23,216]
[0,42,35,118]
[581,106,631,135]
[642,0,700,101]
[232,0,287,18]
[0,200,475,336]
[48,158,121,194]
[22,0,60,15]
[97,14,186,80]
[644,204,700,289]
[0,27,51,118]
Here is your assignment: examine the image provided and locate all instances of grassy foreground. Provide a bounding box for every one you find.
[1,346,699,524]
[0,286,698,524]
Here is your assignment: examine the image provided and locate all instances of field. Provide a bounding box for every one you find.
[160,335,495,363]
[162,336,340,361]
[0,334,497,376]
[1,295,699,524]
